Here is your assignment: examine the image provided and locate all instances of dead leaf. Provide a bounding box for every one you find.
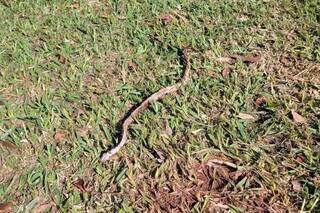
[58,54,65,64]
[101,11,109,18]
[255,96,267,106]
[0,203,13,213]
[160,14,173,25]
[154,149,165,163]
[296,155,306,163]
[221,67,232,78]
[236,16,248,22]
[72,179,87,192]
[10,119,25,128]
[280,55,290,66]
[54,131,66,144]
[230,54,261,63]
[117,16,127,20]
[237,113,255,120]
[292,180,302,192]
[291,111,306,124]
[230,171,244,181]
[91,94,98,102]
[0,141,18,152]
[163,119,172,137]
[312,176,320,187]
[87,0,101,7]
[128,61,138,70]
[215,57,235,64]
[77,125,91,137]
[70,2,80,9]
[31,201,53,213]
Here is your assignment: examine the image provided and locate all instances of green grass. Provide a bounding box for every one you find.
[0,0,319,212]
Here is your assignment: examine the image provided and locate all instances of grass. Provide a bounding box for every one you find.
[0,0,319,212]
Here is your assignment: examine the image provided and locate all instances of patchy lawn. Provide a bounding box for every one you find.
[0,0,319,212]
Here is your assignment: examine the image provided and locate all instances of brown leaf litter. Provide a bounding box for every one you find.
[140,156,291,212]
[57,54,66,64]
[159,10,188,26]
[291,111,306,124]
[215,53,261,65]
[221,67,232,78]
[54,131,67,144]
[237,112,256,121]
[0,202,13,213]
[230,53,261,64]
[0,141,18,153]
[72,179,89,192]
[160,14,173,25]
[266,52,320,83]
[255,96,267,106]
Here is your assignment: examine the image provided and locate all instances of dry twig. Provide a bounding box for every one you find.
[101,48,191,162]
